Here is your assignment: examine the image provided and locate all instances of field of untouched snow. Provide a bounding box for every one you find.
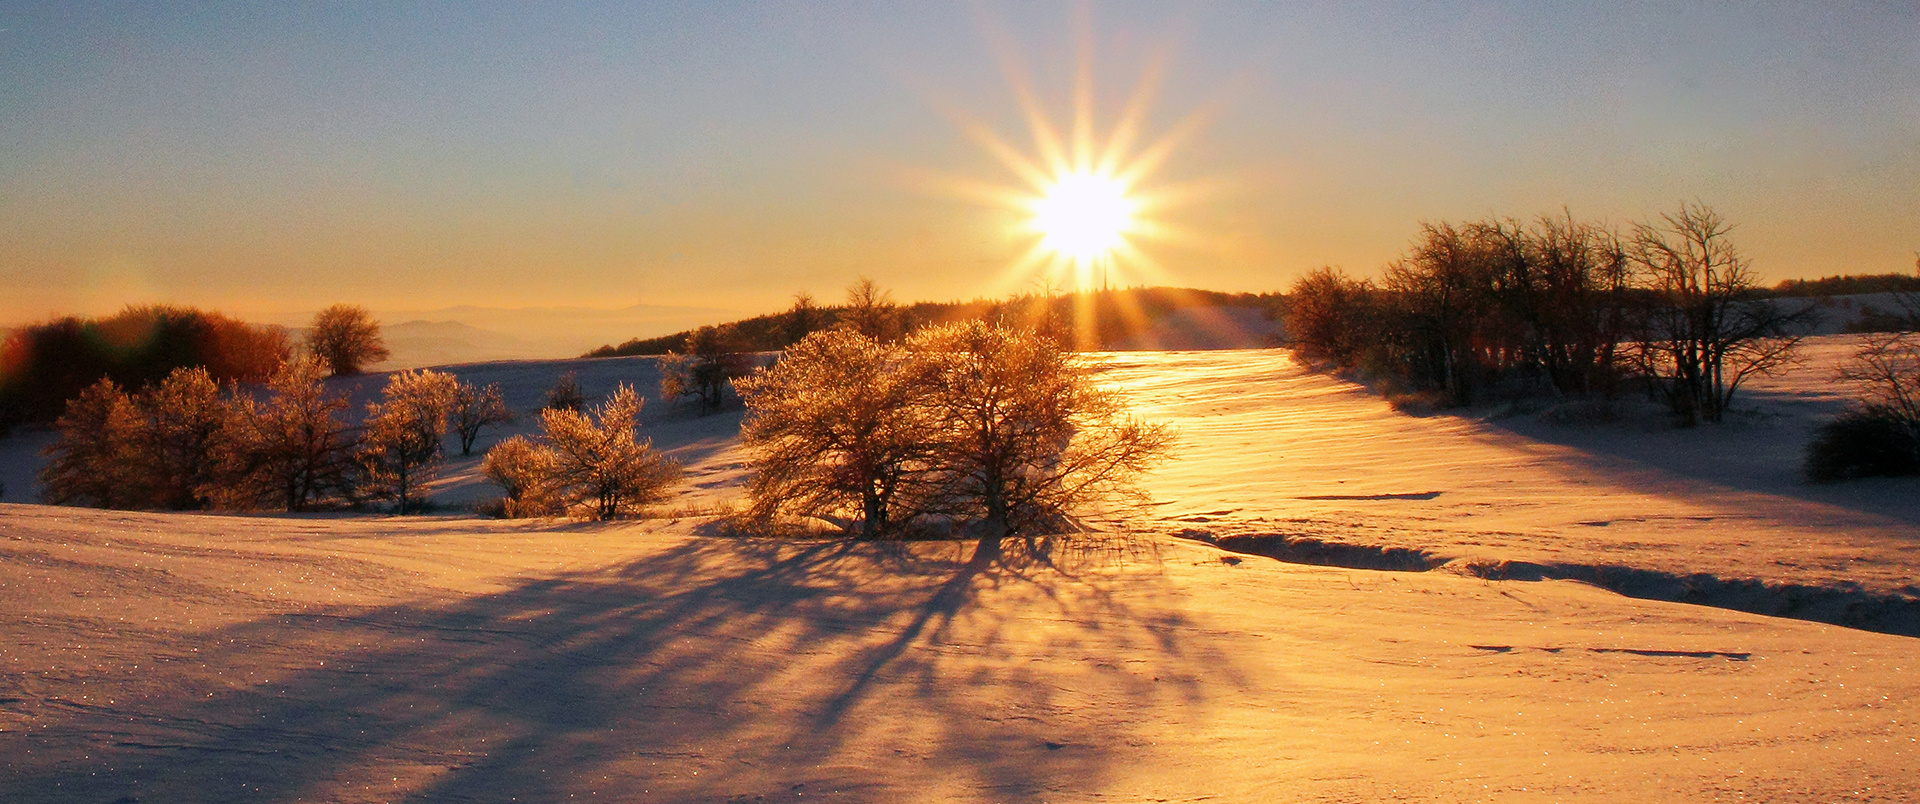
[2,334,1918,801]
[1109,339,1920,601]
[2,505,1915,802]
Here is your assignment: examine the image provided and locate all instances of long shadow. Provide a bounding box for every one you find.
[1482,389,1920,528]
[0,533,1214,803]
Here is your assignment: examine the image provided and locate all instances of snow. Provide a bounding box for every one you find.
[1,334,1917,801]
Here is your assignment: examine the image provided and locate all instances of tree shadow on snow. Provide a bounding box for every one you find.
[2,532,1216,803]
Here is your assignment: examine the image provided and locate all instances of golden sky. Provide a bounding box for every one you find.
[3,2,1917,327]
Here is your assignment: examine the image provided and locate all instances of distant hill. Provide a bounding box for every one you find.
[584,287,1284,357]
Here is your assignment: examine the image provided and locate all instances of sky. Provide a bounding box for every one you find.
[3,1,1917,328]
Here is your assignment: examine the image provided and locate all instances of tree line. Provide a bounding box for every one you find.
[1,303,393,434]
[586,281,1276,358]
[1284,204,1815,425]
[40,358,515,514]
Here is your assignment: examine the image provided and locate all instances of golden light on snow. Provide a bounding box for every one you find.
[1028,170,1137,265]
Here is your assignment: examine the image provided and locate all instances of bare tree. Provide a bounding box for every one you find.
[306,304,390,376]
[39,379,144,508]
[451,380,513,456]
[215,356,358,511]
[910,321,1173,557]
[736,329,938,538]
[1632,203,1811,424]
[539,383,680,519]
[134,366,229,510]
[840,276,898,341]
[357,369,458,514]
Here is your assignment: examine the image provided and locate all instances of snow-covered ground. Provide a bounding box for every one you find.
[1,334,1916,801]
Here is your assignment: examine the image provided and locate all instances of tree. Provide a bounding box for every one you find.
[134,366,230,510]
[451,380,514,456]
[39,379,144,508]
[545,371,586,412]
[1807,330,1920,481]
[216,356,358,511]
[306,304,390,376]
[840,276,898,341]
[660,325,750,415]
[783,292,824,346]
[910,321,1173,556]
[737,329,939,538]
[1631,204,1812,424]
[482,435,557,517]
[357,369,458,514]
[539,383,680,519]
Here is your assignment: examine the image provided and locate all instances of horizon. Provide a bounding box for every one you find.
[5,2,1918,324]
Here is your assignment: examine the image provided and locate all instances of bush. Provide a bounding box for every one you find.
[545,372,585,412]
[482,435,558,517]
[1811,331,1920,481]
[485,384,678,520]
[1805,409,1920,481]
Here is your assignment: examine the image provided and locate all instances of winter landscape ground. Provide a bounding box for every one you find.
[1,332,1916,802]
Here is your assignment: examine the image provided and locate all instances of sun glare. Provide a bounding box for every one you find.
[1030,171,1136,263]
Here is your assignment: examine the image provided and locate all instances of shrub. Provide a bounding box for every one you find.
[482,435,558,517]
[545,372,585,412]
[538,384,679,519]
[306,304,389,376]
[1805,409,1920,481]
[1810,331,1920,482]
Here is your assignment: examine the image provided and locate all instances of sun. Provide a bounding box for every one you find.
[1029,170,1137,263]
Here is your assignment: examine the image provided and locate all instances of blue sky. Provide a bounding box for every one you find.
[3,1,1916,324]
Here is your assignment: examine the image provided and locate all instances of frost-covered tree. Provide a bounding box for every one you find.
[451,380,513,456]
[539,383,679,519]
[216,356,357,511]
[737,329,938,538]
[660,325,750,415]
[482,434,558,517]
[357,369,458,513]
[134,366,229,510]
[306,304,389,376]
[911,321,1173,555]
[39,379,144,508]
